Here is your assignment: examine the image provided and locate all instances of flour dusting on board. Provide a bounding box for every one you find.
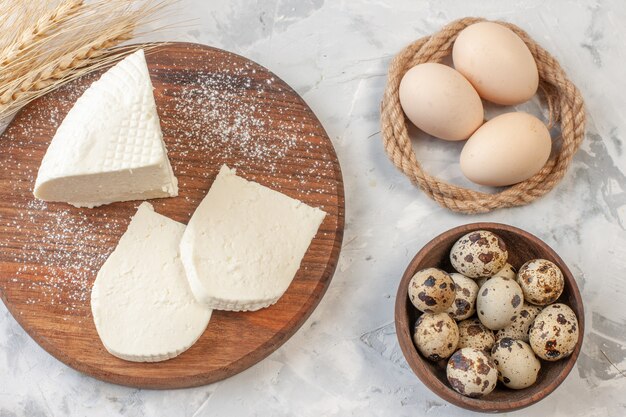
[169,69,298,168]
[156,52,334,188]
[0,47,336,316]
[13,200,122,318]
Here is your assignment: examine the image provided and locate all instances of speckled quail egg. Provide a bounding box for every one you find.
[491,338,541,389]
[446,348,498,398]
[517,259,565,305]
[408,268,455,313]
[496,303,543,342]
[450,231,508,278]
[413,312,459,361]
[476,263,516,289]
[529,303,579,361]
[458,318,496,351]
[476,276,523,330]
[476,276,489,289]
[445,273,479,320]
[493,263,517,280]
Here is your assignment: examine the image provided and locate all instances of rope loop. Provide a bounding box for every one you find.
[380,17,586,214]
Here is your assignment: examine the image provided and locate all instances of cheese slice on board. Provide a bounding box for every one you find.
[34,49,177,208]
[91,202,211,362]
[180,165,327,311]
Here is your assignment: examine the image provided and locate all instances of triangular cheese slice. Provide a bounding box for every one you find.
[34,49,177,208]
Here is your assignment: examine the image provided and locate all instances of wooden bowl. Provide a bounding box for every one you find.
[395,223,584,413]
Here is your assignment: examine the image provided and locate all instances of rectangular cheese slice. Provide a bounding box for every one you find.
[91,203,212,362]
[180,165,326,311]
[33,49,177,208]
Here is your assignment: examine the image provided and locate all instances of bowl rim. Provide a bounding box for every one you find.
[394,222,585,413]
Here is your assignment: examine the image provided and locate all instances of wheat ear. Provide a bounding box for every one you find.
[0,0,173,119]
[0,0,84,68]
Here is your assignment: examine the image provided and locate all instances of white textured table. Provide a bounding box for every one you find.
[2,0,625,415]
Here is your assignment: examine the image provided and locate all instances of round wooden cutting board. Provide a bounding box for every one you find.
[0,43,344,389]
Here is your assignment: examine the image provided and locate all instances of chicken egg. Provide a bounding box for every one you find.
[399,63,484,141]
[460,112,551,187]
[452,21,539,105]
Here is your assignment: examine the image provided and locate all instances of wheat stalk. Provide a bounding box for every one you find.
[0,0,174,120]
[0,0,83,69]
[0,1,45,50]
[1,36,134,113]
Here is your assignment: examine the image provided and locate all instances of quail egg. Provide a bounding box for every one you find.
[476,276,490,289]
[493,263,517,280]
[496,303,542,342]
[446,348,498,398]
[517,259,564,305]
[450,231,508,278]
[475,263,515,290]
[408,268,455,313]
[458,318,496,351]
[445,273,479,320]
[491,338,541,389]
[529,303,579,361]
[413,312,459,361]
[476,276,524,330]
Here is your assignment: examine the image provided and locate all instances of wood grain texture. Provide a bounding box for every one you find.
[395,223,584,413]
[0,43,344,389]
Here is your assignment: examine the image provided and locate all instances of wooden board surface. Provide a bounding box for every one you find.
[0,43,344,389]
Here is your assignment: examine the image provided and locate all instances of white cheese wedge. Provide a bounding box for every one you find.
[34,49,177,208]
[180,165,327,311]
[91,202,211,362]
